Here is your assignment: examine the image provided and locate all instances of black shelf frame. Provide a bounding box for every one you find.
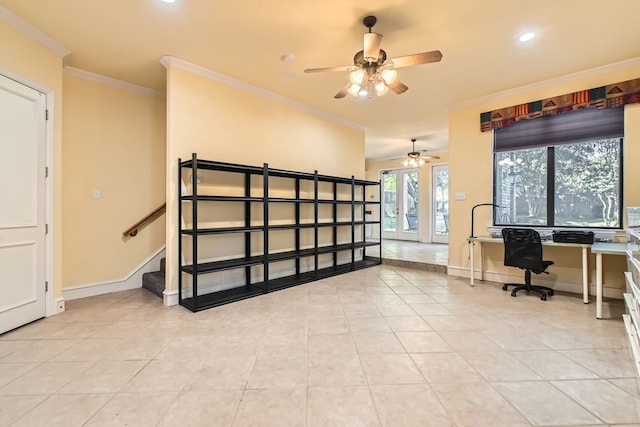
[178,153,382,312]
[180,285,264,311]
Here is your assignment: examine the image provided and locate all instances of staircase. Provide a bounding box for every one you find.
[142,257,165,298]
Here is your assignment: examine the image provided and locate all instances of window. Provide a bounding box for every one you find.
[493,107,623,228]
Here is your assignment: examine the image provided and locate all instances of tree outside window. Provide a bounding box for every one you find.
[494,138,621,228]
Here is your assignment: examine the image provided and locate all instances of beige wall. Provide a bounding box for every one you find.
[366,154,449,242]
[1,18,167,298]
[164,62,365,297]
[61,74,166,287]
[0,20,64,298]
[449,64,640,297]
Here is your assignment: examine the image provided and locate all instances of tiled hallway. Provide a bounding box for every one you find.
[1,263,638,426]
[382,239,448,266]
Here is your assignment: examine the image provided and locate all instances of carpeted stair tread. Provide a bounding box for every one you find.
[142,270,165,298]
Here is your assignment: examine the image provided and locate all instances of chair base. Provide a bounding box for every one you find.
[502,270,554,301]
[502,283,554,300]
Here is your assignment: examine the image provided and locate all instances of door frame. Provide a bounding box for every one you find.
[380,168,421,241]
[1,67,56,318]
[429,162,449,244]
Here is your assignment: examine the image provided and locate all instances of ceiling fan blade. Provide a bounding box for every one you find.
[363,32,383,62]
[422,154,441,160]
[388,50,443,68]
[304,66,354,73]
[334,82,352,99]
[386,80,409,94]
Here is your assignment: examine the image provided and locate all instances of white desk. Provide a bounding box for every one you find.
[591,242,627,319]
[468,237,591,303]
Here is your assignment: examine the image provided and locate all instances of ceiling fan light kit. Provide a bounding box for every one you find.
[402,155,425,168]
[402,139,440,167]
[304,15,442,99]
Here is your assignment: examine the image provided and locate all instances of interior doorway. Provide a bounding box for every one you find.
[431,164,449,243]
[381,168,420,241]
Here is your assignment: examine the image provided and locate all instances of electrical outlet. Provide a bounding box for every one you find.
[455,192,466,201]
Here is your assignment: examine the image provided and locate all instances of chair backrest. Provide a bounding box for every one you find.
[502,228,546,273]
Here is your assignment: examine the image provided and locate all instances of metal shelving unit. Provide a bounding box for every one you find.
[178,153,381,312]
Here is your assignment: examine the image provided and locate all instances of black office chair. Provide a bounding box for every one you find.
[501,228,555,301]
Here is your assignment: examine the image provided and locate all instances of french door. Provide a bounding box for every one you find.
[431,164,449,243]
[0,75,47,334]
[381,169,420,241]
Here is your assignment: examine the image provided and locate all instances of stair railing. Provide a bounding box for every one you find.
[122,203,166,237]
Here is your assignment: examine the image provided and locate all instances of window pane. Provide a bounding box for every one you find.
[494,148,547,225]
[402,171,419,233]
[383,173,396,232]
[554,139,621,227]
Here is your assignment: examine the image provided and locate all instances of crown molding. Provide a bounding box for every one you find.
[64,66,165,98]
[0,6,70,59]
[160,56,366,132]
[448,56,640,111]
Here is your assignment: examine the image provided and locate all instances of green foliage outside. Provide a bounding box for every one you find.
[496,139,620,227]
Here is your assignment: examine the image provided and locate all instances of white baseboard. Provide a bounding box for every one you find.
[163,289,178,306]
[55,297,65,314]
[62,247,166,301]
[447,265,624,299]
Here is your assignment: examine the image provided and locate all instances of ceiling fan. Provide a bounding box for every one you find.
[304,15,442,99]
[402,138,440,167]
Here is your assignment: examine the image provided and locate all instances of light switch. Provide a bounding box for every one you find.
[93,189,101,199]
[455,192,466,200]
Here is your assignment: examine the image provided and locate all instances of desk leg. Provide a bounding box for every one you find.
[479,243,484,281]
[582,247,589,304]
[596,253,603,319]
[469,241,475,287]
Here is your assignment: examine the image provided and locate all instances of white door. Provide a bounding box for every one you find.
[431,164,449,243]
[381,169,420,241]
[0,75,47,334]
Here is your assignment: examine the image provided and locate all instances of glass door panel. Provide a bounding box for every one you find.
[383,172,397,233]
[382,169,420,241]
[432,165,449,243]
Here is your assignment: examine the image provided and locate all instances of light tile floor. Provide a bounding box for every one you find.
[1,265,640,426]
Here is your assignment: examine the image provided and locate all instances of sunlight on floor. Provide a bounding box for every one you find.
[382,239,448,266]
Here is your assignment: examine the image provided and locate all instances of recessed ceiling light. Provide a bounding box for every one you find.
[161,0,176,3]
[519,32,536,42]
[280,54,296,63]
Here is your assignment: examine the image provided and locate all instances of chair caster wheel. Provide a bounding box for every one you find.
[502,285,508,291]
[541,294,547,301]
[511,292,517,297]
[548,290,554,296]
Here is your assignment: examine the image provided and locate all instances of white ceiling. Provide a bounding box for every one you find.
[2,0,640,161]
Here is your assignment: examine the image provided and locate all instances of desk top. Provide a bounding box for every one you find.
[469,236,628,252]
[591,242,627,255]
[468,236,591,248]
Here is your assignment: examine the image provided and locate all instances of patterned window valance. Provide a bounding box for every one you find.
[480,77,640,132]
